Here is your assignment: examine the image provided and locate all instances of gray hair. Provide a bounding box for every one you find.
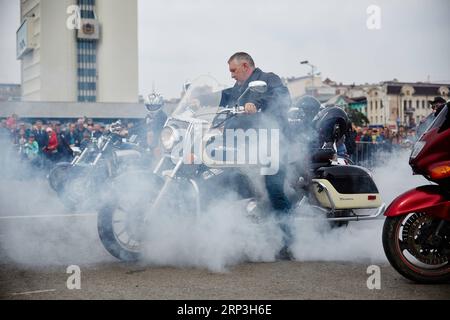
[228,52,255,68]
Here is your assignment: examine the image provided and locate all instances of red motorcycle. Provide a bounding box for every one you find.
[382,102,450,283]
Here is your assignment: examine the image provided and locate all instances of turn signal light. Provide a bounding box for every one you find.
[430,164,450,180]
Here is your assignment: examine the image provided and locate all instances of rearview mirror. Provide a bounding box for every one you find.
[248,81,267,93]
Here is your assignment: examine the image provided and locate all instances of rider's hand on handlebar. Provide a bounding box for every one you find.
[244,103,257,114]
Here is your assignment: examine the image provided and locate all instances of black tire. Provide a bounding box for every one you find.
[382,214,450,284]
[48,162,73,191]
[97,171,164,262]
[56,166,93,212]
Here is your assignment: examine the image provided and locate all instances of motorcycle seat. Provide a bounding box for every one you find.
[311,148,335,163]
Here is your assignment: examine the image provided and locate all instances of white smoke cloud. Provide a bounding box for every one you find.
[0,127,429,276]
[290,149,429,263]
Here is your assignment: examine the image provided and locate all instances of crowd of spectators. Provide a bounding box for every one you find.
[0,114,152,169]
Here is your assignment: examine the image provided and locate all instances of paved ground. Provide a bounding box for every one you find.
[1,259,449,300]
[0,212,449,300]
[0,179,449,300]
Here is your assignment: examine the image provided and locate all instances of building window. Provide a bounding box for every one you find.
[422,100,425,109]
[78,68,96,77]
[78,82,96,91]
[375,100,378,110]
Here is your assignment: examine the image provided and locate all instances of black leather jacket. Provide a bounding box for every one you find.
[220,68,291,131]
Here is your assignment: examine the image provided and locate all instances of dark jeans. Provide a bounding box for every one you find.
[265,165,291,212]
[266,164,293,248]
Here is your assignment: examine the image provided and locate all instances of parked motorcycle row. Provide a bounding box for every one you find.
[44,76,449,283]
[47,120,154,211]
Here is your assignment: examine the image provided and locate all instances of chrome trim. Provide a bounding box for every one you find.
[153,157,165,175]
[145,159,183,223]
[313,181,336,214]
[189,179,201,217]
[294,203,386,222]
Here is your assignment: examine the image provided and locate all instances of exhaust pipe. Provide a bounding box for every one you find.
[294,203,386,222]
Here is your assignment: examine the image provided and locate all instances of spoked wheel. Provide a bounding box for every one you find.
[97,171,164,262]
[383,213,450,283]
[98,204,145,262]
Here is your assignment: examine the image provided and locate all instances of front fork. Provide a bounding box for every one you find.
[144,158,201,223]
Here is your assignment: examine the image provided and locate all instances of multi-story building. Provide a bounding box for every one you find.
[284,75,336,103]
[17,0,138,103]
[366,81,449,128]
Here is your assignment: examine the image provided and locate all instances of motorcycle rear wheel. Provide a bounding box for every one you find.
[382,214,450,283]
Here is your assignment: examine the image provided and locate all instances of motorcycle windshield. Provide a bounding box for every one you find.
[425,104,449,134]
[172,75,225,122]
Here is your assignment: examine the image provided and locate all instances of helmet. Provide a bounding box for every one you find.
[312,106,349,143]
[295,95,321,121]
[145,93,164,112]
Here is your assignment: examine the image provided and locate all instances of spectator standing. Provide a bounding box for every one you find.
[43,127,59,162]
[32,120,49,153]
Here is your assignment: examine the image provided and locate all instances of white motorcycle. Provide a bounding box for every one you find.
[97,76,385,261]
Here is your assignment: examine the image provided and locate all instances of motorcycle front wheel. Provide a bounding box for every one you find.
[48,162,72,192]
[97,171,164,262]
[382,213,450,283]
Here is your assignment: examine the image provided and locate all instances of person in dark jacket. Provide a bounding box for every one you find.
[220,53,291,134]
[32,120,49,153]
[220,52,293,259]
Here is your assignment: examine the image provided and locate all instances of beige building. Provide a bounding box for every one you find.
[284,73,449,127]
[366,81,449,127]
[17,0,138,103]
[284,75,336,103]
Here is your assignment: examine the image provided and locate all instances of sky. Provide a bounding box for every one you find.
[1,0,449,99]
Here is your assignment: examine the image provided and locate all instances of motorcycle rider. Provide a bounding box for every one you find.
[141,93,168,161]
[219,52,293,259]
[417,96,447,137]
[289,95,321,148]
[430,96,447,116]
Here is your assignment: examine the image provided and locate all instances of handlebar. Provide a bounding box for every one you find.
[220,106,247,115]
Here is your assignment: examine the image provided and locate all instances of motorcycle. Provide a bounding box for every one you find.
[97,76,386,261]
[48,121,147,211]
[382,102,450,283]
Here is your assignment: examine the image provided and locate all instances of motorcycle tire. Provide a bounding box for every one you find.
[97,171,164,262]
[57,166,97,212]
[382,215,450,284]
[48,162,73,192]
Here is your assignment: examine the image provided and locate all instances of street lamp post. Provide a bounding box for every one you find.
[300,60,317,97]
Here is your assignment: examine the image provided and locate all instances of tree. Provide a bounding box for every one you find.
[346,108,370,127]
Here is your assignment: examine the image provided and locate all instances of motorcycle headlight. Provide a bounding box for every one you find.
[160,126,180,152]
[410,141,426,160]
